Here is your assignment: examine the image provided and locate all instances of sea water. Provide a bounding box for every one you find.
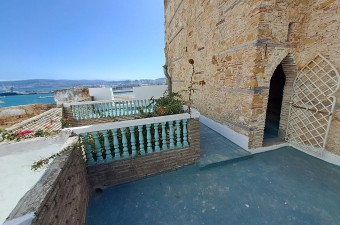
[0,93,55,108]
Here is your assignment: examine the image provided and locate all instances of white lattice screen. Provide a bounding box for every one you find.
[286,54,339,155]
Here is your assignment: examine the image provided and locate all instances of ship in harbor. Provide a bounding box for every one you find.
[0,86,53,96]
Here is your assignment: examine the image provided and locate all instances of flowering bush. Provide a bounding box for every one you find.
[0,128,59,142]
[16,130,34,137]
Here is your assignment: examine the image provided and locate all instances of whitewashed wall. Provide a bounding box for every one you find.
[89,88,114,101]
[133,85,167,100]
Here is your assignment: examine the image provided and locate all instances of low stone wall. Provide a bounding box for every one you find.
[54,88,91,106]
[87,119,200,190]
[5,137,89,225]
[0,104,55,129]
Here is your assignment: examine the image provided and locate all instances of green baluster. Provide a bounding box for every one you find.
[129,126,136,156]
[103,103,108,117]
[81,133,95,166]
[71,106,76,120]
[161,122,167,150]
[78,105,82,120]
[74,105,79,120]
[139,100,142,112]
[93,104,97,118]
[138,125,145,155]
[88,104,92,119]
[182,119,189,147]
[112,129,120,159]
[89,105,93,119]
[169,121,175,149]
[102,130,112,162]
[176,120,182,148]
[121,102,124,116]
[87,104,91,119]
[121,128,129,158]
[128,101,131,115]
[146,124,152,153]
[83,105,88,119]
[136,100,142,114]
[110,102,115,117]
[114,102,119,116]
[79,105,83,120]
[144,99,148,112]
[107,102,111,117]
[106,103,110,117]
[125,101,129,115]
[154,123,160,152]
[99,103,104,117]
[136,100,140,114]
[92,131,104,163]
[132,100,136,114]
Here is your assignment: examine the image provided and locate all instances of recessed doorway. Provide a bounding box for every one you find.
[263,64,286,144]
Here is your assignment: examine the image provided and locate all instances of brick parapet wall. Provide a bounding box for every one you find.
[6,138,89,225]
[87,119,200,190]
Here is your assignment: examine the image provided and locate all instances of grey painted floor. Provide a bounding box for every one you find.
[198,124,251,169]
[85,147,340,225]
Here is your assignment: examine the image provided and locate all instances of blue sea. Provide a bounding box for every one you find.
[0,93,55,108]
[0,87,56,108]
[0,88,133,108]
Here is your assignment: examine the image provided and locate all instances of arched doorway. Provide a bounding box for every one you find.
[263,64,286,143]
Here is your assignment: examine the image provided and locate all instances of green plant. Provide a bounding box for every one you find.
[31,143,80,171]
[61,118,72,128]
[153,92,183,116]
[182,59,205,115]
[0,130,17,142]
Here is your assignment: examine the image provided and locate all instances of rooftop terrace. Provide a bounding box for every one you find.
[85,125,340,225]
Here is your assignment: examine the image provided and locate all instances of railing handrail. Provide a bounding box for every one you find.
[67,109,200,134]
[64,99,138,107]
[64,98,159,107]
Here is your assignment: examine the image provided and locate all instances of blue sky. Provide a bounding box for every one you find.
[0,0,165,81]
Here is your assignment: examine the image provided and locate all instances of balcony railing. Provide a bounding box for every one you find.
[69,111,199,166]
[65,99,154,121]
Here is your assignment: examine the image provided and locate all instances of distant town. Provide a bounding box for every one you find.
[0,78,166,95]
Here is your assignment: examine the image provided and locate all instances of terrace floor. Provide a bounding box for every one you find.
[85,126,340,225]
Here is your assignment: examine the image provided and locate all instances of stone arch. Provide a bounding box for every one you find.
[262,53,298,146]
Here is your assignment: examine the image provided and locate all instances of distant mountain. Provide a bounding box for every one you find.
[0,78,166,91]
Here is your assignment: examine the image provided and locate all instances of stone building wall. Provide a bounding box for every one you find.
[54,88,91,106]
[164,0,340,154]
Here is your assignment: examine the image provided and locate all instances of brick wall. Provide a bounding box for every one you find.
[6,140,89,225]
[87,119,200,190]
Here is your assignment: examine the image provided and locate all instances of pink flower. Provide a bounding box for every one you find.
[16,130,34,137]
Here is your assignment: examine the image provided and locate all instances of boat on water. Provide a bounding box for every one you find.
[0,92,20,96]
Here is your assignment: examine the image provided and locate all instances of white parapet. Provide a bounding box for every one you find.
[67,109,200,134]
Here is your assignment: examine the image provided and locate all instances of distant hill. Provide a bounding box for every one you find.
[0,78,166,91]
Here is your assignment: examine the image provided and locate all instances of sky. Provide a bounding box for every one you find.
[0,0,165,81]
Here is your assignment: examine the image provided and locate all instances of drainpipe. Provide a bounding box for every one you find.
[163,65,172,93]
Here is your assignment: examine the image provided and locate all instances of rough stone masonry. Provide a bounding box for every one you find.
[164,0,340,155]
